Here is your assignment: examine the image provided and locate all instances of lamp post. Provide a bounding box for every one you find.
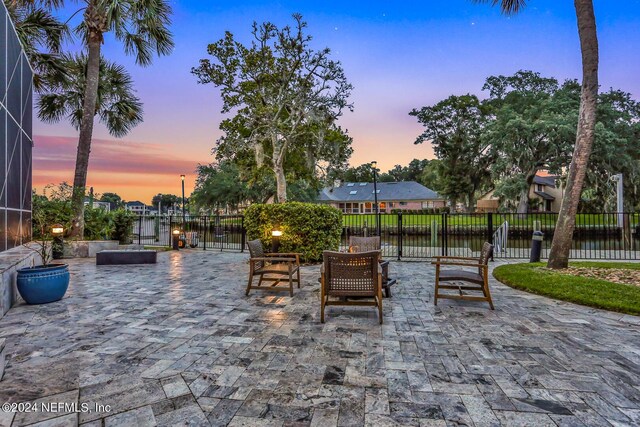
[371,161,380,236]
[51,224,64,259]
[180,174,186,227]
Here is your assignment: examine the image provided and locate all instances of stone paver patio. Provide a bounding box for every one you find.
[1,250,640,426]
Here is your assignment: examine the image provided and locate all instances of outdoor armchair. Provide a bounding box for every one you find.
[432,242,495,309]
[348,236,396,297]
[320,250,383,324]
[245,239,301,297]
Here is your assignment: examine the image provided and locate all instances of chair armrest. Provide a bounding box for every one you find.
[250,257,297,263]
[432,260,486,268]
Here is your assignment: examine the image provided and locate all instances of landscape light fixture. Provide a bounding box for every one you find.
[271,227,283,253]
[371,161,380,236]
[172,228,181,250]
[51,224,64,259]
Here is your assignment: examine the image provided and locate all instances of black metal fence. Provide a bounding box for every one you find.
[132,212,640,260]
[131,215,245,251]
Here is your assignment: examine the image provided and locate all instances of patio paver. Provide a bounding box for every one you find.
[0,250,639,426]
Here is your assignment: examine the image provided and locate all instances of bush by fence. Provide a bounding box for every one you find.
[244,202,342,262]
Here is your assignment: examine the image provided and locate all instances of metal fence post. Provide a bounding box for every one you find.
[240,216,245,252]
[202,216,207,251]
[137,215,142,245]
[487,213,494,244]
[397,211,402,260]
[441,213,448,257]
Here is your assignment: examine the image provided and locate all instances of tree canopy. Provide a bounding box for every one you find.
[192,14,353,203]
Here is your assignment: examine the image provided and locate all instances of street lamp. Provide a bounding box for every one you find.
[371,161,380,236]
[180,174,186,227]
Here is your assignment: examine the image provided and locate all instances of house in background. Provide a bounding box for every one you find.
[477,174,562,213]
[318,181,446,214]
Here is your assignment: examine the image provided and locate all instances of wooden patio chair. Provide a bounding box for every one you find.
[349,236,396,297]
[432,242,495,309]
[320,250,383,324]
[245,239,301,297]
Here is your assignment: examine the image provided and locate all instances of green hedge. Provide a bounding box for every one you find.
[244,202,342,262]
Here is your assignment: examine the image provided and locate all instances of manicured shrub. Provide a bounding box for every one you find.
[244,202,342,262]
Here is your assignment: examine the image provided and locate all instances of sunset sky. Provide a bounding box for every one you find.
[33,0,640,203]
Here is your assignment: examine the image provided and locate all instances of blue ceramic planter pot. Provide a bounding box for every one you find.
[17,264,70,304]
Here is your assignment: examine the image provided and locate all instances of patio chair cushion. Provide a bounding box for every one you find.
[438,269,483,285]
[255,263,299,275]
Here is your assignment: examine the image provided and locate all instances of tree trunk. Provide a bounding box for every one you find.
[517,169,538,214]
[547,0,598,269]
[274,161,287,203]
[69,32,102,238]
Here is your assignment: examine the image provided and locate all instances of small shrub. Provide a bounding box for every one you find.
[111,209,137,244]
[244,202,342,262]
[84,207,115,240]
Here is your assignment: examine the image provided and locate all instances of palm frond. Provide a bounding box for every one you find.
[472,0,527,15]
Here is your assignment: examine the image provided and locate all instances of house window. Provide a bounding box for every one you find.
[372,190,380,194]
[388,202,395,208]
[537,184,544,192]
[349,190,357,195]
[359,183,366,186]
[347,183,355,187]
[379,202,386,210]
[422,201,434,208]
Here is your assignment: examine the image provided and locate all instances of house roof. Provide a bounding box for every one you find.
[126,201,145,206]
[533,175,558,188]
[318,181,443,203]
[534,191,556,201]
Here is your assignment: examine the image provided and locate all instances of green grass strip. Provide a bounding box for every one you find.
[493,262,640,316]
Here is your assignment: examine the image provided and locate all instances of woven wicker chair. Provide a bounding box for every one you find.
[348,236,396,297]
[348,236,381,253]
[246,239,300,297]
[320,250,383,324]
[432,242,494,309]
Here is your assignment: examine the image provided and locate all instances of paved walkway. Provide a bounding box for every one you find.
[0,251,639,426]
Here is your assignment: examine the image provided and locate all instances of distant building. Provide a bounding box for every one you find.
[125,201,147,214]
[83,200,111,212]
[477,174,562,213]
[318,181,446,214]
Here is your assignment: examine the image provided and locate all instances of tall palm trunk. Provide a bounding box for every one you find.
[69,3,103,237]
[547,0,598,269]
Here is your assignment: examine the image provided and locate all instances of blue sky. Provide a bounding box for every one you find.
[33,0,640,201]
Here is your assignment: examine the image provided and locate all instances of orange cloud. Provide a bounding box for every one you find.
[33,135,201,203]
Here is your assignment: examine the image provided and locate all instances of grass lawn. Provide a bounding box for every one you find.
[343,213,640,228]
[493,262,640,316]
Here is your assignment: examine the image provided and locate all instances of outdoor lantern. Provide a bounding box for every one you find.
[271,228,282,253]
[172,229,181,250]
[51,224,64,259]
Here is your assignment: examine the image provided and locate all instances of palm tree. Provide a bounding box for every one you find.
[474,0,599,269]
[68,0,174,238]
[37,53,143,139]
[4,0,67,92]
